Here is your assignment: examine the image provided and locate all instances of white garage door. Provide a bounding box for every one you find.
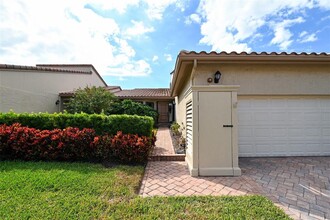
[238,97,330,157]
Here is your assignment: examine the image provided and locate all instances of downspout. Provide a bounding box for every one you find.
[190,59,198,86]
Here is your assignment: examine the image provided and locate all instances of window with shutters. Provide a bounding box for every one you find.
[186,101,193,148]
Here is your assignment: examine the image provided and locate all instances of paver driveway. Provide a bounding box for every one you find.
[241,157,330,220]
[140,157,330,220]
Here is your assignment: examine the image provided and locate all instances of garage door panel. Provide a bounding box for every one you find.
[323,112,330,121]
[323,144,330,154]
[239,128,253,137]
[238,112,253,124]
[239,143,256,156]
[289,112,304,120]
[304,112,322,122]
[255,128,271,137]
[323,128,330,136]
[304,128,321,136]
[271,128,287,137]
[238,97,330,157]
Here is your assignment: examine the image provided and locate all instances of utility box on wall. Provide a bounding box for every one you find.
[185,85,241,176]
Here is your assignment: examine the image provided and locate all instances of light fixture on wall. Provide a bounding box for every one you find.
[55,100,60,105]
[214,71,222,83]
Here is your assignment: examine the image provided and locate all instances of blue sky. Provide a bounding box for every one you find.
[1,0,330,89]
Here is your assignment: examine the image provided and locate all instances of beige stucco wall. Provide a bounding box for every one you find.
[0,69,105,113]
[174,61,330,176]
[193,63,330,95]
[175,62,330,125]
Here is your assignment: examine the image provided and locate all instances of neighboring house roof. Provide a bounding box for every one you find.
[59,86,122,97]
[36,64,107,86]
[0,64,107,86]
[114,88,172,100]
[171,51,330,96]
[0,64,91,74]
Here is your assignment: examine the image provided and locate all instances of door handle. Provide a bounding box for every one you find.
[223,125,233,127]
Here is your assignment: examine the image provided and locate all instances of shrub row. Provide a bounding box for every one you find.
[0,123,153,163]
[0,112,153,137]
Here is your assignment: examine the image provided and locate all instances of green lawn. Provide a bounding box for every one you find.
[0,161,291,220]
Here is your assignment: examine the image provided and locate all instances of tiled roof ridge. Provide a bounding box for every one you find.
[36,64,108,86]
[105,86,121,88]
[130,88,170,90]
[36,64,93,67]
[60,87,171,98]
[179,50,330,56]
[114,88,171,98]
[0,64,91,74]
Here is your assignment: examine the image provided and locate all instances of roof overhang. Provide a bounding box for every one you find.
[170,51,330,96]
[115,96,173,100]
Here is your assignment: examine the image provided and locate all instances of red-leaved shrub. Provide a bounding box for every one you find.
[111,131,151,163]
[0,123,153,163]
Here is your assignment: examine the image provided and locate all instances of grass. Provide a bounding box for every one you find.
[0,161,143,219]
[109,196,291,220]
[0,161,291,220]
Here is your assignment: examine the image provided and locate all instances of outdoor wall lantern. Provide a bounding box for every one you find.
[214,70,222,83]
[55,100,60,105]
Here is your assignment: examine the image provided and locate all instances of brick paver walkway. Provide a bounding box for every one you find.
[151,126,175,156]
[140,157,330,220]
[140,161,263,197]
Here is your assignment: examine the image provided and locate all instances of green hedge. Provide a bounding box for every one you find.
[0,112,153,137]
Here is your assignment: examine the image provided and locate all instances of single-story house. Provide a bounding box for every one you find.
[0,63,174,124]
[59,87,175,124]
[0,64,107,113]
[2,52,329,178]
[171,51,330,176]
[113,88,175,124]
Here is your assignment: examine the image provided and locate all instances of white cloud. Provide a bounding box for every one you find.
[270,17,305,50]
[152,55,159,62]
[299,31,308,38]
[195,0,330,52]
[0,0,152,78]
[124,20,154,39]
[299,32,318,43]
[185,14,201,25]
[89,0,139,14]
[86,0,187,20]
[164,54,172,61]
[105,59,151,77]
[321,15,330,21]
[143,0,186,20]
[316,0,330,9]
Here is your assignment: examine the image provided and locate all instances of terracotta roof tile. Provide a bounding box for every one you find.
[36,64,107,86]
[179,50,330,56]
[176,51,330,62]
[114,88,171,98]
[0,64,91,74]
[59,86,122,97]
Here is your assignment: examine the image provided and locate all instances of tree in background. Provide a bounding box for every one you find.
[66,86,117,114]
[108,99,158,123]
[66,87,158,124]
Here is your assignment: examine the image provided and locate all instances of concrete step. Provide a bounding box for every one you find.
[149,154,185,161]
